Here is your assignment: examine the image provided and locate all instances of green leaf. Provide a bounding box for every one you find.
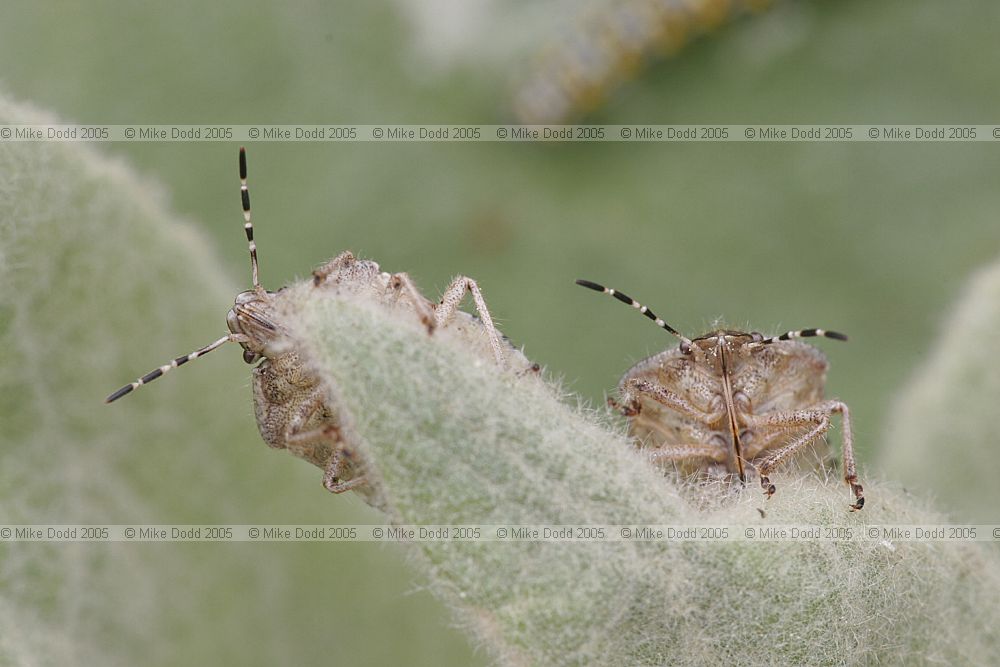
[0,93,476,667]
[286,283,1000,666]
[0,92,273,665]
[881,258,1000,522]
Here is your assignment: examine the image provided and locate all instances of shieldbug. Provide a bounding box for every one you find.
[576,279,864,511]
[107,148,530,499]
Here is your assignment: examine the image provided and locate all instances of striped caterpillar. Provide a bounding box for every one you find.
[513,0,775,124]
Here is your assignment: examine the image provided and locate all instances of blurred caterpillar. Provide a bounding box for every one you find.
[513,0,775,124]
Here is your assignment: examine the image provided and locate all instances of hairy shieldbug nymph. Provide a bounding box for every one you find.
[107,148,533,500]
[576,279,864,511]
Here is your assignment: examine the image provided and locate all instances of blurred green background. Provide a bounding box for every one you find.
[1,0,999,664]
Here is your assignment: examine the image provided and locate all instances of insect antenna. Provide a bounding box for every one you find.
[576,279,693,350]
[105,334,242,403]
[240,147,261,290]
[760,328,848,345]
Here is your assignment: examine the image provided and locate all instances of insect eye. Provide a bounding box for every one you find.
[679,341,692,355]
[243,349,260,364]
[234,290,258,306]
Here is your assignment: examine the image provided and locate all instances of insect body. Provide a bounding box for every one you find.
[576,279,864,511]
[107,148,527,499]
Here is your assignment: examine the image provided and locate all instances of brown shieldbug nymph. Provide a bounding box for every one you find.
[107,148,531,499]
[576,279,864,511]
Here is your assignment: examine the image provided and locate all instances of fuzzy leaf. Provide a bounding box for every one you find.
[0,93,277,666]
[285,284,1000,666]
[881,258,1000,522]
[0,93,451,666]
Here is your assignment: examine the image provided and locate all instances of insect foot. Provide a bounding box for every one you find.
[576,278,865,511]
[107,148,534,503]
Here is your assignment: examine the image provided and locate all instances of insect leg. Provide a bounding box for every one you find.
[746,400,863,510]
[618,377,725,422]
[321,445,368,494]
[433,276,505,365]
[753,418,829,499]
[384,271,437,333]
[283,388,368,494]
[646,443,730,465]
[312,250,357,286]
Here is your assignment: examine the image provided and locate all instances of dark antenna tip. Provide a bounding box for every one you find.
[575,278,605,292]
[105,384,133,404]
[239,147,247,179]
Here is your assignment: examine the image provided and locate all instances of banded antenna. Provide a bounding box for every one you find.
[240,147,261,289]
[105,334,243,403]
[105,148,257,403]
[760,329,848,345]
[576,279,694,351]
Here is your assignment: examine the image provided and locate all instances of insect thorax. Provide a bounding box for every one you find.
[620,334,830,477]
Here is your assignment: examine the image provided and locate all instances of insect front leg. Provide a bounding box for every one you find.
[745,400,863,511]
[646,442,731,466]
[283,388,368,494]
[617,377,725,423]
[433,276,505,365]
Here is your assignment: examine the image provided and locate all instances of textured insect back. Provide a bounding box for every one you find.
[514,0,776,124]
[576,278,864,510]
